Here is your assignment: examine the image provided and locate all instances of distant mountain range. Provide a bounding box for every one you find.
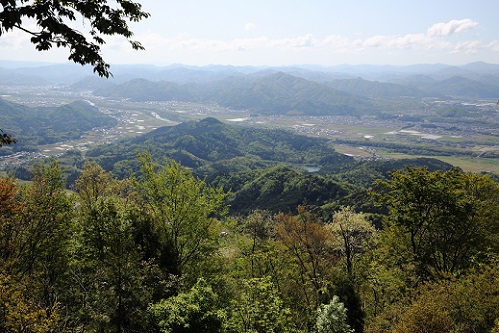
[2,61,499,115]
[91,72,374,116]
[2,60,499,84]
[86,69,499,115]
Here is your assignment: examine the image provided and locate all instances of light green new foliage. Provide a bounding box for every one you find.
[315,296,354,333]
[136,152,227,276]
[228,277,296,333]
[329,206,377,279]
[148,278,226,333]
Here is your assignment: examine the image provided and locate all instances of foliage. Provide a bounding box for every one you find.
[0,128,16,147]
[315,296,354,333]
[73,160,116,208]
[0,270,62,333]
[393,261,499,333]
[276,206,334,310]
[237,210,279,278]
[148,278,226,333]
[329,206,377,279]
[0,152,498,333]
[71,162,156,332]
[8,161,73,275]
[227,277,296,333]
[391,294,453,333]
[135,152,227,278]
[372,166,499,281]
[0,161,73,332]
[0,0,149,77]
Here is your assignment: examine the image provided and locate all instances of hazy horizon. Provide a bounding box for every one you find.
[1,1,498,68]
[1,59,498,71]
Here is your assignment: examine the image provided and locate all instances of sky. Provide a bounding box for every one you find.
[1,0,499,67]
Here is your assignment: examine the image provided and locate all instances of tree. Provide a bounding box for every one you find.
[71,194,149,333]
[392,293,453,333]
[73,160,117,209]
[0,161,74,287]
[0,177,22,262]
[276,206,333,310]
[0,0,149,77]
[227,277,295,333]
[70,160,161,332]
[392,261,499,333]
[0,270,63,333]
[148,278,226,333]
[315,296,354,333]
[0,162,74,333]
[329,206,376,279]
[238,210,279,279]
[135,152,227,279]
[0,129,16,147]
[372,167,499,281]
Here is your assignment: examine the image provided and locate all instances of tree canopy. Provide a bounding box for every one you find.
[0,0,149,77]
[1,157,499,332]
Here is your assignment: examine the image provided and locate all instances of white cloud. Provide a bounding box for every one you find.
[363,33,430,49]
[271,34,316,49]
[488,41,499,52]
[244,22,257,32]
[0,24,36,49]
[319,35,351,52]
[452,40,482,54]
[107,18,498,65]
[362,35,390,48]
[360,20,481,51]
[427,19,479,37]
[135,30,490,56]
[232,37,269,51]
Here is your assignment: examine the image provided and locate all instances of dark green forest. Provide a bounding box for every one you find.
[9,117,455,216]
[0,110,497,333]
[1,147,499,332]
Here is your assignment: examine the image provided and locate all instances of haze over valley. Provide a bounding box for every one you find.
[1,61,498,174]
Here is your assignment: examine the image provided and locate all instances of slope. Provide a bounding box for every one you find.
[85,117,353,178]
[94,72,375,116]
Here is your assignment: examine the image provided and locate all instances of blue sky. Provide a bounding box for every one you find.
[1,0,498,67]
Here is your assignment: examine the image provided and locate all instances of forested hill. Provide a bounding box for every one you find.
[0,98,117,148]
[83,118,457,215]
[324,77,427,98]
[85,117,353,177]
[95,72,374,116]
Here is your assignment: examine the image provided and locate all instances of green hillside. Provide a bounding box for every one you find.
[0,98,117,149]
[95,72,375,116]
[325,77,427,98]
[203,72,373,115]
[83,117,456,214]
[210,165,350,214]
[86,117,353,177]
